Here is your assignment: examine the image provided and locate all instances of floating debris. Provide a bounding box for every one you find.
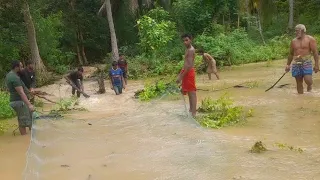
[274,142,304,153]
[250,141,267,153]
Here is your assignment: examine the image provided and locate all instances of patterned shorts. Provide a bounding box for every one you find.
[292,60,313,77]
[9,101,32,127]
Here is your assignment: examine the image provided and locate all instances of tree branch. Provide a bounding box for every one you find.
[97,1,106,16]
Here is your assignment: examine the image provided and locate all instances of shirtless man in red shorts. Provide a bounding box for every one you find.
[176,34,197,117]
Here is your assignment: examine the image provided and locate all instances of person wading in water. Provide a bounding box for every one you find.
[198,49,220,80]
[19,60,36,104]
[285,24,319,94]
[176,34,197,117]
[65,67,84,98]
[6,61,34,135]
[118,54,128,85]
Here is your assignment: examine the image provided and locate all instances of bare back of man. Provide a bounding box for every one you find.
[286,24,319,94]
[203,53,219,80]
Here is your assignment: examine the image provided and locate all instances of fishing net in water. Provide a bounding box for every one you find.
[23,87,320,180]
[23,91,211,180]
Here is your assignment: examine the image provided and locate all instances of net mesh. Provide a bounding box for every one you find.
[23,81,320,180]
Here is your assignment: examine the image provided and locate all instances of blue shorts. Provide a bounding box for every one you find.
[292,60,313,77]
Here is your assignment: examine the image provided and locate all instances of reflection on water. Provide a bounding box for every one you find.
[1,60,320,180]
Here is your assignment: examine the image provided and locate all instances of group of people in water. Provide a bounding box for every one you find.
[64,54,129,97]
[4,24,319,135]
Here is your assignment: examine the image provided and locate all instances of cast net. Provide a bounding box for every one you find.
[22,81,320,180]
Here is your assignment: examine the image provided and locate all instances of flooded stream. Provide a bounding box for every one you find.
[1,59,320,180]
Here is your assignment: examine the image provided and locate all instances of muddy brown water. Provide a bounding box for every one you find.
[1,59,320,180]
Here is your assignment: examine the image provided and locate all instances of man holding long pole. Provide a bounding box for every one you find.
[285,24,319,94]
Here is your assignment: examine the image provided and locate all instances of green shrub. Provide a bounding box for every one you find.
[0,120,12,135]
[54,65,69,75]
[128,54,204,80]
[0,91,15,119]
[51,96,82,113]
[34,99,44,108]
[35,11,74,74]
[137,8,177,55]
[196,94,253,128]
[194,29,289,66]
[135,80,180,101]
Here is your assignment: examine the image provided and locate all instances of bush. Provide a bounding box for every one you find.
[0,91,15,119]
[194,29,289,66]
[135,79,180,101]
[35,11,74,74]
[51,96,87,114]
[54,65,69,75]
[137,8,177,55]
[196,94,253,128]
[127,54,204,80]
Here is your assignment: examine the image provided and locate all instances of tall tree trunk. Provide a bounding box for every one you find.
[105,0,119,61]
[76,42,83,65]
[71,0,81,65]
[245,0,250,28]
[79,32,88,65]
[288,0,294,30]
[237,13,240,29]
[256,11,266,45]
[22,0,47,74]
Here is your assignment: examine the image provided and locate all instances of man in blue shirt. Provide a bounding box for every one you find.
[109,61,126,95]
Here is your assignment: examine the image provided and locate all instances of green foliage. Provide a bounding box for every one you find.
[127,54,204,80]
[1,0,320,85]
[0,91,16,135]
[0,91,16,119]
[195,29,290,66]
[51,96,87,113]
[274,142,304,153]
[137,8,176,54]
[172,0,212,34]
[196,94,252,128]
[54,65,69,75]
[0,2,27,79]
[34,11,74,73]
[136,80,180,101]
[34,99,44,108]
[0,120,17,135]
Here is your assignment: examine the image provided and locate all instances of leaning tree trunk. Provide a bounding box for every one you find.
[288,0,294,30]
[105,0,119,61]
[22,0,47,76]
